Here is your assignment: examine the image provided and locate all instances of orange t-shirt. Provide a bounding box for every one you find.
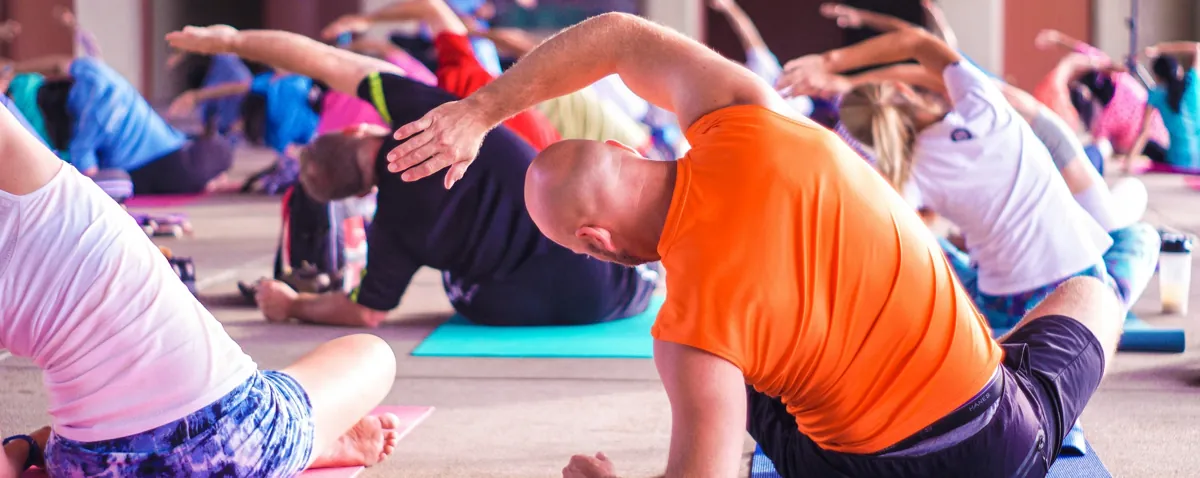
[651,105,1003,454]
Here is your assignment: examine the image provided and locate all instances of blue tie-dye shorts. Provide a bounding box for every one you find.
[45,370,316,477]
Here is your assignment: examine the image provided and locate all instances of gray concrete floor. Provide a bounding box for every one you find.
[2,147,1199,477]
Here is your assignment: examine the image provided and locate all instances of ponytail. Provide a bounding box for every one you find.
[1152,55,1188,113]
[840,83,918,191]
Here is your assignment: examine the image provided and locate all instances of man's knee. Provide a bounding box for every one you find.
[1035,276,1123,346]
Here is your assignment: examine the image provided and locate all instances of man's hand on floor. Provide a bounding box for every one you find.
[562,452,618,478]
[256,279,298,322]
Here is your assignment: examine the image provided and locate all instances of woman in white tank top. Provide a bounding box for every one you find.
[780,28,1161,329]
[0,94,400,476]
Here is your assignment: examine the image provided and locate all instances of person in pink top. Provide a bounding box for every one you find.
[1036,29,1169,168]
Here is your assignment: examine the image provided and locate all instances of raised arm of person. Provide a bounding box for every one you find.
[921,0,957,49]
[166,81,252,119]
[709,0,782,84]
[1147,42,1200,69]
[1034,28,1092,54]
[166,25,403,96]
[0,92,62,197]
[55,6,102,58]
[789,27,961,80]
[819,3,914,34]
[387,12,786,187]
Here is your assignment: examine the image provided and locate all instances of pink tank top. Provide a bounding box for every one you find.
[316,90,387,135]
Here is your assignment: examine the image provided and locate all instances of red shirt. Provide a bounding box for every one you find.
[434,33,560,151]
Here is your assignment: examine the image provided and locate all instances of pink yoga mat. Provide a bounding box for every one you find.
[19,405,434,478]
[124,194,206,208]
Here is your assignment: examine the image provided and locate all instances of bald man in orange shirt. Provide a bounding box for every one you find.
[376,13,1122,478]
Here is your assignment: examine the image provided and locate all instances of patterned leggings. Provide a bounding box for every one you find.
[45,371,316,478]
[940,223,1161,329]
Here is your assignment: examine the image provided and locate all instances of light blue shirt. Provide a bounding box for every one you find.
[66,58,186,172]
[1148,68,1200,169]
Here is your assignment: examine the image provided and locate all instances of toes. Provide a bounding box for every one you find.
[384,430,400,446]
[377,413,401,430]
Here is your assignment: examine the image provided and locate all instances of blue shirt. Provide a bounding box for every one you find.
[67,57,186,172]
[250,73,320,153]
[1148,68,1200,169]
[201,54,252,134]
[1,95,47,146]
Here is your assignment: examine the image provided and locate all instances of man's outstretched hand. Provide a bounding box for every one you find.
[387,99,493,189]
[165,25,240,55]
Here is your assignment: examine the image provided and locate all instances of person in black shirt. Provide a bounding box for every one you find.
[167,25,658,327]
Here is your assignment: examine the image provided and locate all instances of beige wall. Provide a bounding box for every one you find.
[645,0,702,39]
[75,0,143,91]
[1094,0,1196,61]
[939,0,1005,73]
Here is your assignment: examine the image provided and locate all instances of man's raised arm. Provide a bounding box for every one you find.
[387,12,786,187]
[166,25,403,96]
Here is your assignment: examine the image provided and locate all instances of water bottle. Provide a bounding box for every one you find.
[1158,233,1193,315]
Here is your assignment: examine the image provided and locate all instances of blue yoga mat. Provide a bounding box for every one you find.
[749,443,1111,478]
[410,295,664,358]
[993,312,1185,354]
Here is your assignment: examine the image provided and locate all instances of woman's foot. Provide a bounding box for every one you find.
[309,414,401,469]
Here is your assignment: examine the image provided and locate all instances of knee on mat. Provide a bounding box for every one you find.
[1052,276,1122,316]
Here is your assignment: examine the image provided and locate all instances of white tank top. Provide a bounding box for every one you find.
[0,164,256,442]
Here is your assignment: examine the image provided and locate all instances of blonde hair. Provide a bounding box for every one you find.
[839,82,919,191]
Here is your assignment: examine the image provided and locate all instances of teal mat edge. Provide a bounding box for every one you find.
[409,295,665,358]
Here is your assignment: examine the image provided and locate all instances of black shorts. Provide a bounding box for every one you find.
[129,135,234,194]
[444,245,659,327]
[748,315,1105,478]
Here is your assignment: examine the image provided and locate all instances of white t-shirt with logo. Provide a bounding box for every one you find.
[0,165,256,442]
[911,63,1112,296]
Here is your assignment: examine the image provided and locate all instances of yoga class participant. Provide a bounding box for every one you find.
[384,13,1122,477]
[167,24,658,329]
[1036,29,1170,170]
[794,27,1159,329]
[1137,43,1200,171]
[0,102,401,477]
[12,55,234,194]
[322,0,560,150]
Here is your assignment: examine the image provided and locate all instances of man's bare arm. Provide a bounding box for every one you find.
[434,13,777,137]
[655,341,747,478]
[818,27,961,78]
[167,26,402,96]
[288,293,389,328]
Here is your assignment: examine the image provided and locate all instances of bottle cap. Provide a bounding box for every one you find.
[1161,232,1193,254]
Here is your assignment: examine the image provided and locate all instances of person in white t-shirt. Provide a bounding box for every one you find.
[0,105,401,476]
[784,27,1160,329]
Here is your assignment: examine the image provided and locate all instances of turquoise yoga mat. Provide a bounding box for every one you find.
[410,295,665,358]
[749,443,1112,478]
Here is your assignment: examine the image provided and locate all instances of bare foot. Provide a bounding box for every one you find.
[309,414,401,469]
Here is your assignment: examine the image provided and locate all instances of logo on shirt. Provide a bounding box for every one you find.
[950,128,974,142]
[443,271,480,306]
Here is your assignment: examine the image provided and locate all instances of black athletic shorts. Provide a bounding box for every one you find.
[748,314,1105,478]
[129,135,234,194]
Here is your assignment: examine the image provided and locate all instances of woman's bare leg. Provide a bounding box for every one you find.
[280,334,400,468]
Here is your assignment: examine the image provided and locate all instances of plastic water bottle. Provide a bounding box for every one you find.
[1158,233,1193,315]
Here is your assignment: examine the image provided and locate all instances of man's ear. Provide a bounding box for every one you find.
[576,226,616,253]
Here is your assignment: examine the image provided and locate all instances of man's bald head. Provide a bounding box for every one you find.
[525,139,676,267]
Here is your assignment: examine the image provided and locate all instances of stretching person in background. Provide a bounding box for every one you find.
[167,24,659,329]
[1036,29,1170,172]
[166,52,254,137]
[1135,43,1200,171]
[381,13,1125,477]
[53,6,102,58]
[0,104,401,477]
[789,27,1159,330]
[0,66,47,146]
[708,0,813,117]
[322,0,560,150]
[11,55,235,194]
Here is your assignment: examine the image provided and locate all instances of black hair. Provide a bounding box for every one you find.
[1069,84,1097,127]
[240,91,268,146]
[36,78,75,152]
[1078,70,1116,106]
[1152,55,1188,113]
